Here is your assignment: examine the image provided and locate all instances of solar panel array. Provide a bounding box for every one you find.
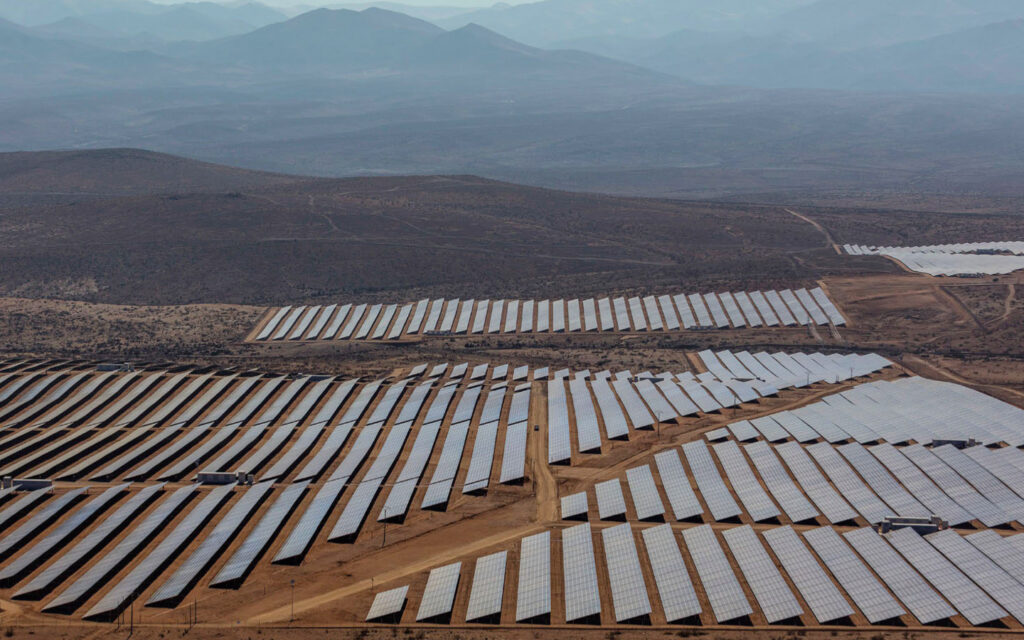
[845,241,1024,276]
[250,287,846,341]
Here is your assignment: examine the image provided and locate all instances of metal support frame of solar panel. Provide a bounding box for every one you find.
[547,380,571,464]
[568,378,601,453]
[210,481,309,588]
[802,527,906,624]
[624,464,665,521]
[884,527,1006,625]
[807,442,894,524]
[83,483,235,620]
[682,441,742,521]
[722,525,803,623]
[743,441,819,523]
[842,527,956,624]
[682,524,752,623]
[965,529,1024,588]
[44,485,197,613]
[711,440,780,522]
[595,478,627,520]
[561,523,601,623]
[773,442,858,524]
[610,379,655,429]
[651,449,703,521]
[837,443,929,518]
[464,551,507,622]
[463,385,507,493]
[367,585,409,621]
[900,444,1009,527]
[149,481,273,606]
[927,529,1024,624]
[416,562,462,622]
[516,531,551,622]
[933,444,1024,521]
[639,524,701,622]
[868,444,973,526]
[601,523,651,622]
[762,526,854,623]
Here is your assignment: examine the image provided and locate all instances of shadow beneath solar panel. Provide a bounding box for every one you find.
[977,618,1011,629]
[563,512,588,522]
[518,612,550,624]
[638,514,664,523]
[826,615,856,626]
[620,613,652,625]
[666,614,702,625]
[568,612,602,625]
[724,614,754,626]
[367,610,405,624]
[419,611,454,624]
[467,612,501,624]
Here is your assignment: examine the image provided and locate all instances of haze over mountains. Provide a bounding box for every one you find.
[3,0,1024,200]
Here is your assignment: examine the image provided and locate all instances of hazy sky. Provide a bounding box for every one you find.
[248,0,536,6]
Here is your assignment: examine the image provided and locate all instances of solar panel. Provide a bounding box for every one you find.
[566,299,581,332]
[681,524,752,623]
[673,294,696,329]
[842,527,955,624]
[779,290,810,325]
[420,420,470,509]
[762,526,854,623]
[550,299,565,333]
[640,524,701,622]
[387,304,412,339]
[367,585,409,621]
[722,525,803,623]
[596,298,615,330]
[561,492,589,520]
[547,380,571,464]
[589,378,628,439]
[612,297,631,330]
[764,291,796,326]
[504,300,520,333]
[332,420,413,539]
[452,299,474,335]
[718,292,746,327]
[611,379,655,429]
[499,420,528,484]
[682,441,742,521]
[748,416,789,442]
[658,295,680,330]
[0,487,52,532]
[699,293,726,328]
[422,298,445,334]
[727,420,758,442]
[795,288,829,325]
[595,479,627,520]
[655,379,700,417]
[653,449,703,521]
[733,292,763,327]
[534,300,549,333]
[271,306,304,340]
[471,300,489,334]
[927,529,1024,624]
[901,444,1009,527]
[293,381,382,482]
[0,487,89,562]
[837,443,928,517]
[868,444,973,526]
[774,442,858,524]
[625,465,665,520]
[210,481,309,588]
[517,300,533,333]
[712,441,779,522]
[562,523,601,622]
[933,445,1024,522]
[321,304,352,339]
[463,391,504,493]
[569,378,601,453]
[256,307,291,340]
[149,482,273,606]
[466,551,507,622]
[83,483,235,619]
[416,562,462,621]
[14,484,163,600]
[352,303,382,340]
[965,530,1024,595]
[634,379,677,423]
[0,485,123,587]
[885,528,1006,625]
[273,478,346,564]
[438,299,460,333]
[516,531,551,621]
[744,441,819,523]
[602,524,651,622]
[627,297,647,331]
[807,442,893,523]
[679,381,721,413]
[642,296,663,330]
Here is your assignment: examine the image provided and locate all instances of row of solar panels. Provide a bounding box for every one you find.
[546,353,892,464]
[370,523,1024,627]
[565,433,1024,529]
[844,242,1024,276]
[707,376,1024,448]
[252,286,846,342]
